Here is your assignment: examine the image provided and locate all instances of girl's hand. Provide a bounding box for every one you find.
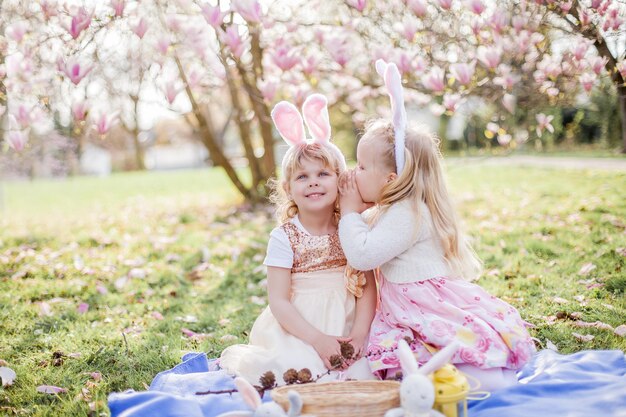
[342,331,369,361]
[339,170,371,215]
[312,334,344,370]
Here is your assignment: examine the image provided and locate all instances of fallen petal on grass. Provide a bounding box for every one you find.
[36,385,67,394]
[0,367,17,386]
[572,333,595,342]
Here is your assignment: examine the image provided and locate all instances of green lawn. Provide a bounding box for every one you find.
[1,166,625,416]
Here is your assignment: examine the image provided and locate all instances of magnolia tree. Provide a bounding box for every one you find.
[1,0,624,200]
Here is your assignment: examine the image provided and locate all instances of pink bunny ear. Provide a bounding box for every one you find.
[302,94,331,144]
[397,339,419,376]
[271,101,306,146]
[418,341,460,376]
[234,377,262,410]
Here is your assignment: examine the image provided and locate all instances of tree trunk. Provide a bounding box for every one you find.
[438,113,450,150]
[608,92,624,144]
[131,126,146,170]
[221,54,263,188]
[174,55,258,201]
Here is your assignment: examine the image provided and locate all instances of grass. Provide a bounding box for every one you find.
[1,165,625,416]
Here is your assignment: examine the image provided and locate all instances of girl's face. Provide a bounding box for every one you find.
[286,157,338,215]
[355,138,395,203]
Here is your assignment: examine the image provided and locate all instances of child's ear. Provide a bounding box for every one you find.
[386,172,398,183]
[282,181,291,196]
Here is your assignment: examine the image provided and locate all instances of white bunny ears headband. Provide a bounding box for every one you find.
[375,59,407,175]
[271,94,347,176]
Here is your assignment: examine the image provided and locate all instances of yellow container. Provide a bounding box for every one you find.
[431,364,470,417]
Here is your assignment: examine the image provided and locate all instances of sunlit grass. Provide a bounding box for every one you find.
[0,165,624,416]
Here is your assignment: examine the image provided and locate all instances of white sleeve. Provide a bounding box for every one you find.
[263,227,293,269]
[338,202,418,271]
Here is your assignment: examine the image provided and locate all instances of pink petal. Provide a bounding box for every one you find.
[0,367,17,386]
[77,302,89,314]
[151,311,164,320]
[578,263,596,275]
[37,385,67,394]
[614,325,626,337]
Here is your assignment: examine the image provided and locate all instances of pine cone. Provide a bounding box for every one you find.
[329,354,344,369]
[339,341,355,360]
[283,368,299,384]
[297,368,312,383]
[259,371,276,389]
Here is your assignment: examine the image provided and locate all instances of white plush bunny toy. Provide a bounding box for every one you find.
[217,377,314,417]
[384,339,460,417]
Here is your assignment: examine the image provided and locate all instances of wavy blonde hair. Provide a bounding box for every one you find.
[362,119,482,281]
[269,143,346,224]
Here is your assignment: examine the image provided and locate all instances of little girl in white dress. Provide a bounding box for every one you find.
[219,94,376,385]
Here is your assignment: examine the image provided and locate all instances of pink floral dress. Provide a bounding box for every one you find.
[367,274,536,379]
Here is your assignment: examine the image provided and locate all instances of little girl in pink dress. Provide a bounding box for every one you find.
[338,60,535,391]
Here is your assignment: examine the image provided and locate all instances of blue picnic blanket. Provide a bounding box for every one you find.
[108,349,626,417]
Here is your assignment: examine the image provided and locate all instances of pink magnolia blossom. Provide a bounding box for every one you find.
[60,57,93,85]
[40,0,59,20]
[271,45,300,71]
[156,36,171,55]
[443,93,463,113]
[579,72,596,93]
[476,45,501,70]
[13,104,33,128]
[6,22,28,43]
[201,4,226,29]
[616,61,626,79]
[559,0,572,12]
[578,7,591,26]
[93,112,118,136]
[326,36,351,67]
[449,61,475,86]
[535,113,554,137]
[406,0,427,17]
[493,64,521,90]
[422,66,446,93]
[258,79,278,102]
[301,56,318,75]
[72,101,89,122]
[232,0,262,23]
[512,15,527,33]
[347,0,367,12]
[163,82,182,104]
[4,129,30,152]
[414,55,427,73]
[131,18,148,39]
[436,0,453,10]
[466,0,485,15]
[489,9,509,33]
[502,94,516,114]
[166,15,181,32]
[590,0,602,8]
[222,26,245,58]
[587,56,608,75]
[571,40,589,61]
[110,0,125,17]
[400,17,419,42]
[470,17,483,35]
[395,51,413,75]
[64,7,92,39]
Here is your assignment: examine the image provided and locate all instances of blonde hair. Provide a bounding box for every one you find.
[269,143,346,224]
[362,119,482,281]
